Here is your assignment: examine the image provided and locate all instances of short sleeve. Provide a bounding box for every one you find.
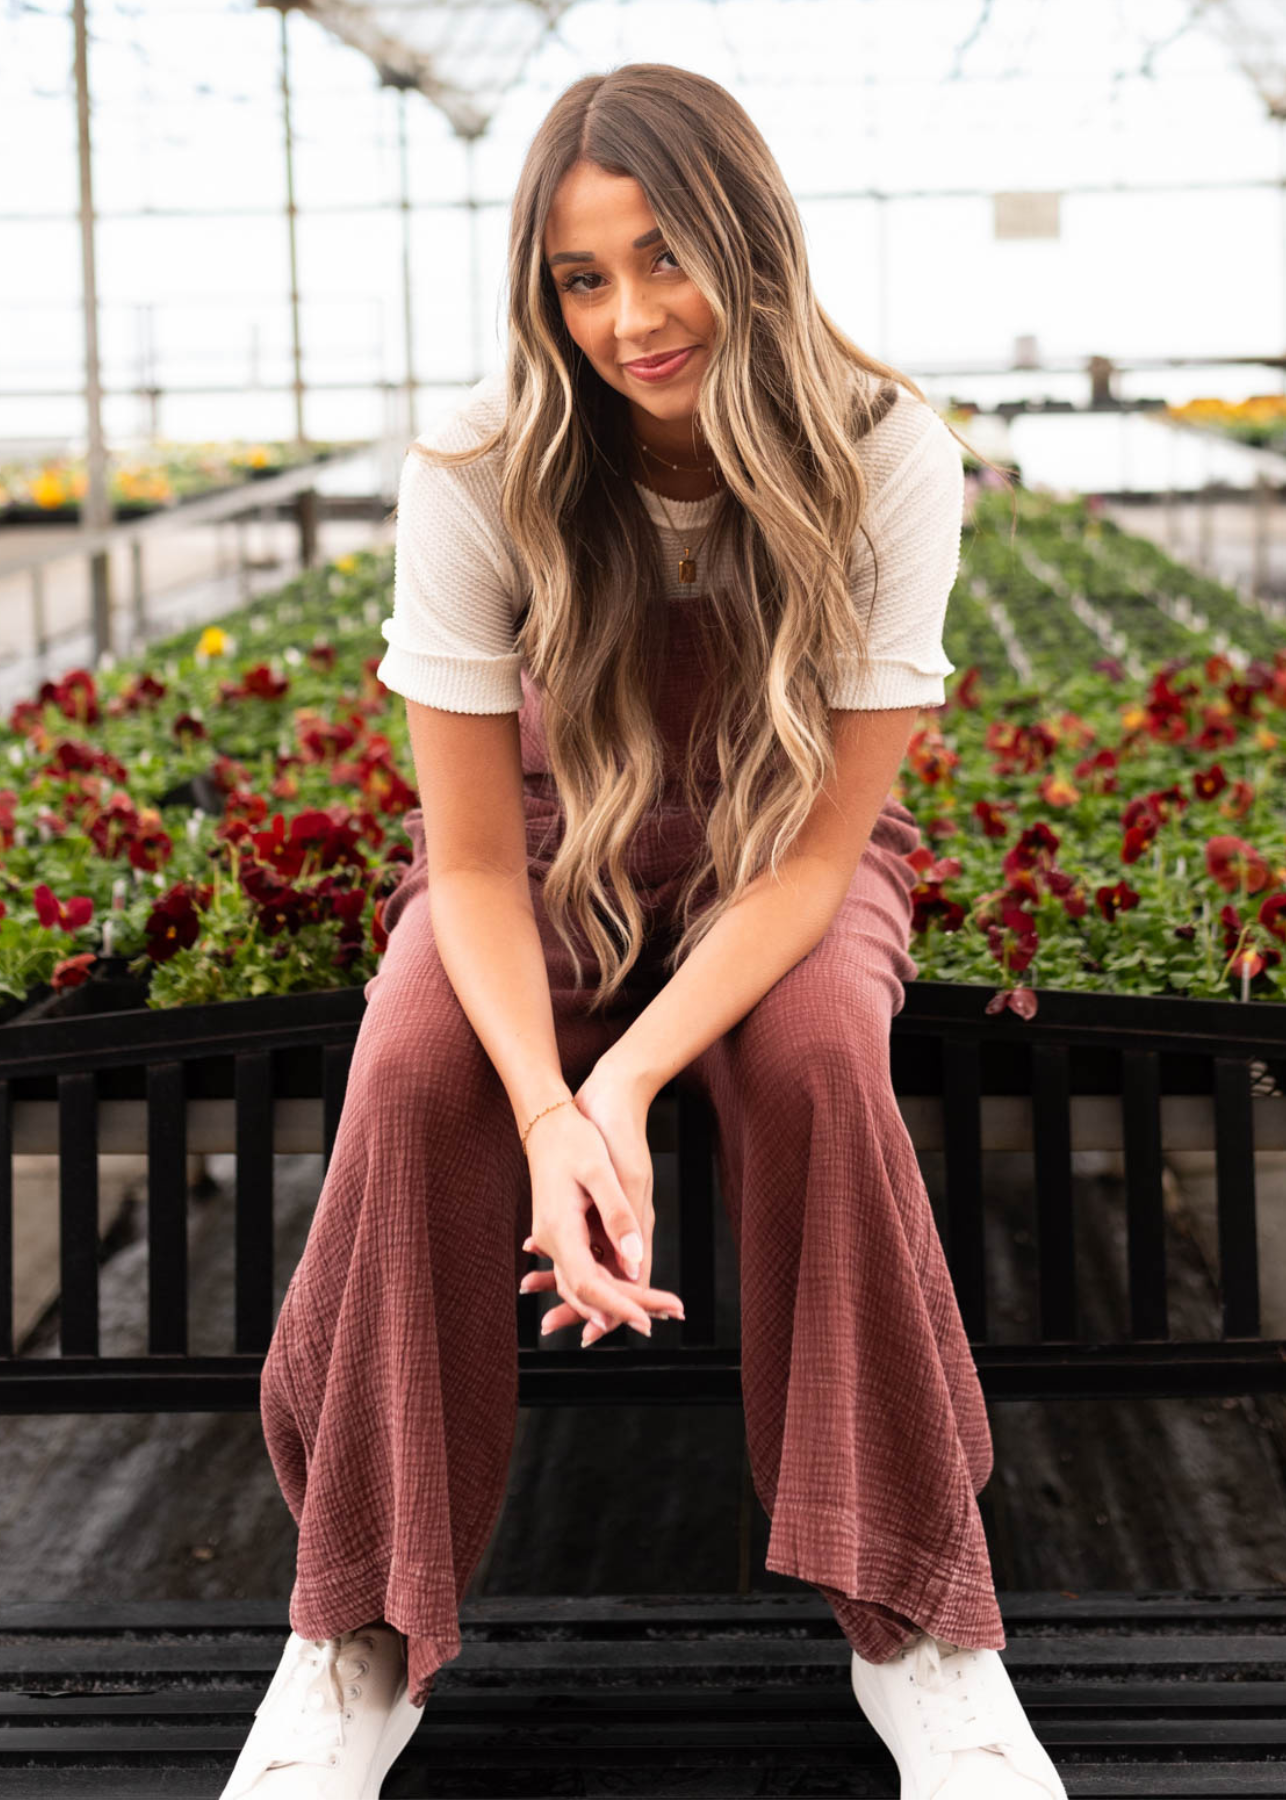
[825,408,963,711]
[375,436,524,715]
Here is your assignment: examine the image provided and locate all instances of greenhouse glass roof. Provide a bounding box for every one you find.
[282,0,578,137]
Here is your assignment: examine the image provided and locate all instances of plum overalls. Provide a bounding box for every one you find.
[258,595,1005,1710]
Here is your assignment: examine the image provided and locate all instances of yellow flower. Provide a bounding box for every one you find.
[31,470,69,509]
[197,625,228,657]
[334,553,358,574]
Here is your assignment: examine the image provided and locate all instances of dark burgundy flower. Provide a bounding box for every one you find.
[48,668,100,725]
[1259,893,1286,941]
[241,662,290,700]
[1205,835,1271,895]
[51,951,97,991]
[87,789,139,859]
[984,986,1039,1018]
[1121,821,1157,864]
[44,738,129,783]
[972,798,1012,838]
[1193,763,1227,800]
[127,818,174,872]
[255,888,308,938]
[1217,779,1256,821]
[143,884,204,962]
[1095,880,1140,922]
[33,882,94,931]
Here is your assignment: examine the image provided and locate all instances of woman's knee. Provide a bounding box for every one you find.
[348,953,500,1139]
[739,967,894,1107]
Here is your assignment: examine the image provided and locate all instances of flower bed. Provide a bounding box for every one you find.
[0,487,1282,1022]
[1164,394,1286,453]
[0,438,354,524]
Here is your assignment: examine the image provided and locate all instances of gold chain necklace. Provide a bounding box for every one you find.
[633,438,722,586]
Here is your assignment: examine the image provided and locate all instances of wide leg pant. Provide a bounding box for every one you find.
[259,761,1006,1713]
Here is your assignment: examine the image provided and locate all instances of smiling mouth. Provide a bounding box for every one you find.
[626,347,698,370]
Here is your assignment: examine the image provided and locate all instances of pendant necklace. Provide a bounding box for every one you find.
[634,437,723,586]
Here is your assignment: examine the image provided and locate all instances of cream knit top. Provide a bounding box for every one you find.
[376,367,962,714]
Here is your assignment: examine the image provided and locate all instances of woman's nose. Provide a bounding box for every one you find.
[614,285,668,344]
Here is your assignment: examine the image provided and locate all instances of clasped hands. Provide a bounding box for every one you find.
[518,1057,685,1347]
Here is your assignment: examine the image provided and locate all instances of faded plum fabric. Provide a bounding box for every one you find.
[258,596,1005,1712]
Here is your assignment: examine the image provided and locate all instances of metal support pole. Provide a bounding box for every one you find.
[466,133,482,377]
[1197,487,1212,575]
[236,516,251,603]
[278,7,306,449]
[257,502,278,571]
[296,488,319,570]
[130,537,146,642]
[1251,472,1271,598]
[398,87,417,445]
[30,566,48,663]
[72,0,112,664]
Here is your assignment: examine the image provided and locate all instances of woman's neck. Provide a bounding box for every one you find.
[626,435,722,503]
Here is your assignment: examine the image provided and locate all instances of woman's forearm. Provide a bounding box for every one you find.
[428,869,571,1135]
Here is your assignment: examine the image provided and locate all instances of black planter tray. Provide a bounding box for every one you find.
[0,975,1281,1106]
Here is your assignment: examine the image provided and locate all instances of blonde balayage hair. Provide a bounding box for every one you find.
[403,63,1014,1014]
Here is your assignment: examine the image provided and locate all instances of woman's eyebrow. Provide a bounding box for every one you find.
[548,226,662,268]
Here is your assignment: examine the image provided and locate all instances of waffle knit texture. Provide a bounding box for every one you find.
[376,366,962,715]
[259,597,1005,1713]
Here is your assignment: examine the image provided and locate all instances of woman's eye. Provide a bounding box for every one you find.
[560,248,681,294]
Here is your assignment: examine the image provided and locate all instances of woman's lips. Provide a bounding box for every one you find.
[625,346,698,381]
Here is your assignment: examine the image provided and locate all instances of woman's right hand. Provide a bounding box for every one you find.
[521,1103,685,1344]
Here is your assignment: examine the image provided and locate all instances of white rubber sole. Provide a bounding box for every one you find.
[850,1654,920,1800]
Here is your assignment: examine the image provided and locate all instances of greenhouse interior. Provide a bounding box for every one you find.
[2,0,1285,1794]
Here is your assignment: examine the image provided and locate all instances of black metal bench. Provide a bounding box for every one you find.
[4,1589,1283,1797]
[2,979,1282,1401]
[1,980,1283,1793]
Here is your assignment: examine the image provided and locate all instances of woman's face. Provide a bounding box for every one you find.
[542,160,716,445]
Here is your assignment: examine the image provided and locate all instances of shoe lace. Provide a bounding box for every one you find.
[264,1631,375,1771]
[902,1634,1016,1767]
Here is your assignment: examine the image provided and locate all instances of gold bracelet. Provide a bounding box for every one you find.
[520,1095,574,1154]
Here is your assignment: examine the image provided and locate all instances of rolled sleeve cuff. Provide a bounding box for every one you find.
[374,641,524,714]
[825,655,955,711]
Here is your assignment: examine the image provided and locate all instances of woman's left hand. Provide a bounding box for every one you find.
[519,1057,684,1344]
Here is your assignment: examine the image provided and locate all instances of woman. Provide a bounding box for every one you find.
[220,63,1065,1800]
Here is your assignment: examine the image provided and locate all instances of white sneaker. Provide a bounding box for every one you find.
[850,1631,1066,1799]
[219,1623,423,1799]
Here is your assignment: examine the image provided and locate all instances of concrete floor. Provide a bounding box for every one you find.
[1100,494,1285,600]
[2,1141,1284,1621]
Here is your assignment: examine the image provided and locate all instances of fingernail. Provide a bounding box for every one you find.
[518,1275,532,1293]
[621,1232,643,1262]
[624,1259,641,1281]
[582,1324,595,1347]
[592,1312,609,1331]
[634,1318,652,1338]
[540,1314,554,1334]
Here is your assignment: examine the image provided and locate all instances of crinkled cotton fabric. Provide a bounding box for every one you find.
[258,596,1004,1711]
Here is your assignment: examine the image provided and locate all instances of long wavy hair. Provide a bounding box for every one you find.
[403,63,1015,1013]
